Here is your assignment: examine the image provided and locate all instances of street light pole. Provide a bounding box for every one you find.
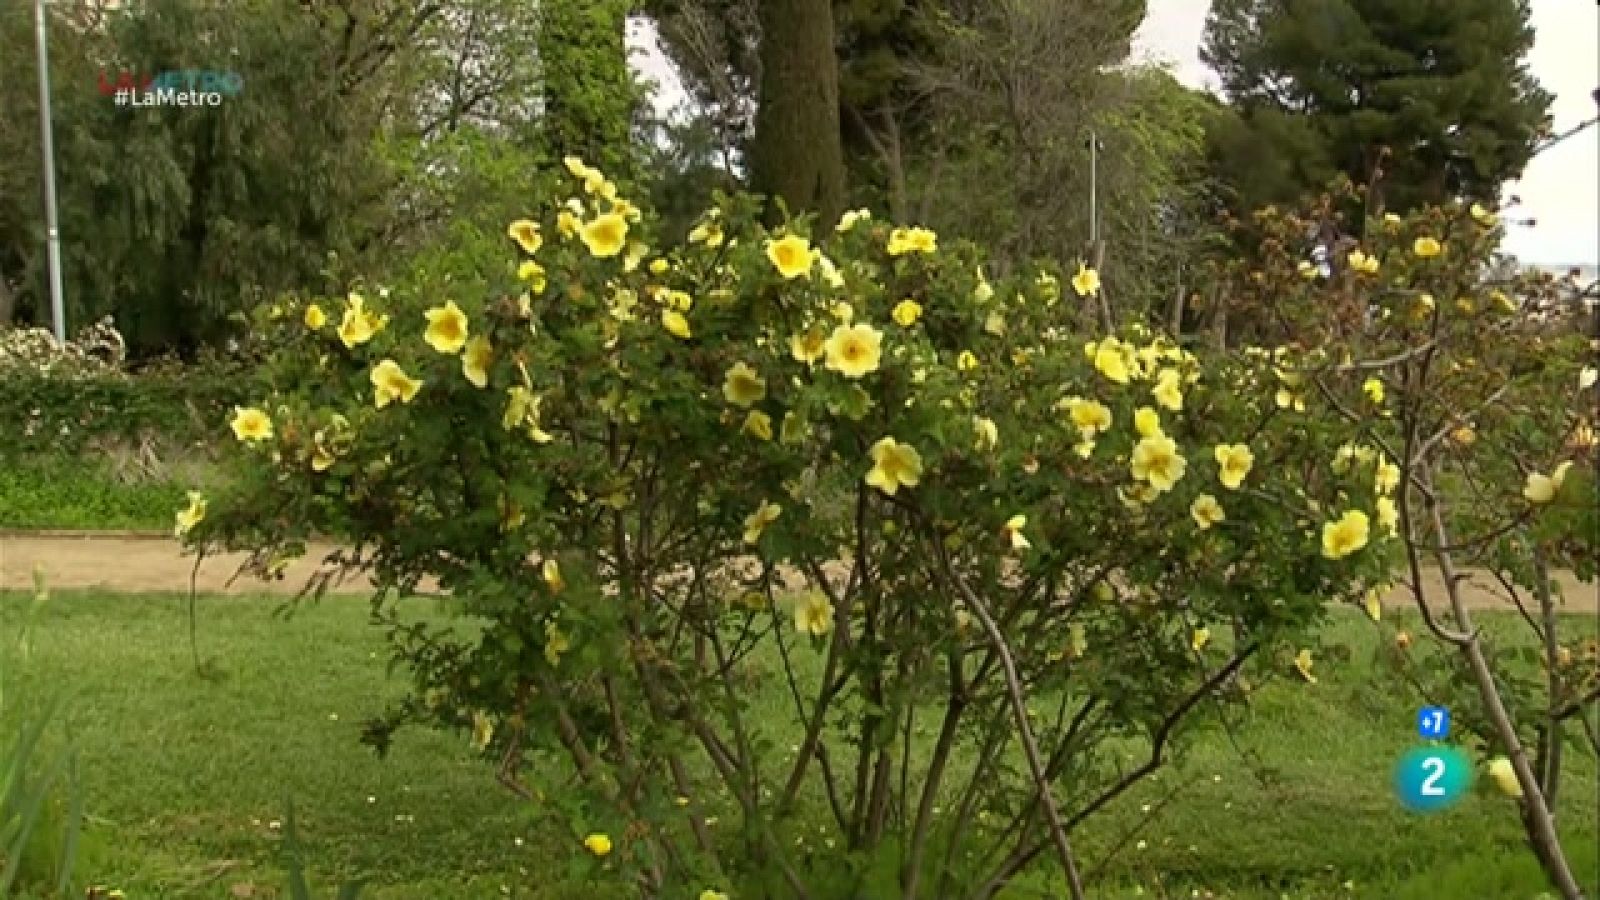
[33,0,66,343]
[1087,130,1101,245]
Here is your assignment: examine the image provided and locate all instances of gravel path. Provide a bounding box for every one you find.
[1,532,1595,612]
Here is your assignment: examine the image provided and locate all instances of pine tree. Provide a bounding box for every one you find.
[537,0,640,181]
[1202,0,1553,214]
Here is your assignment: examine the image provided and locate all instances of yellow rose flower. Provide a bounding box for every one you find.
[544,619,569,666]
[1293,648,1317,683]
[470,710,494,751]
[1093,340,1131,384]
[1133,406,1163,439]
[865,437,923,496]
[507,219,542,255]
[563,155,594,180]
[1191,494,1224,530]
[892,299,922,327]
[1412,236,1442,258]
[623,241,648,273]
[743,410,774,441]
[1569,423,1597,450]
[503,387,553,442]
[1071,264,1101,297]
[973,416,999,452]
[517,260,547,294]
[1488,757,1522,798]
[173,491,207,537]
[815,253,846,289]
[722,362,767,408]
[1002,514,1030,551]
[1362,377,1384,405]
[688,218,724,247]
[836,209,870,232]
[337,293,387,348]
[790,326,827,365]
[1191,626,1211,652]
[824,323,884,379]
[1037,271,1061,304]
[1374,458,1400,495]
[886,225,937,256]
[370,359,423,408]
[1523,468,1562,505]
[1064,397,1112,437]
[1321,510,1371,559]
[781,411,808,444]
[663,289,694,313]
[582,833,612,857]
[1131,434,1187,492]
[1214,443,1254,490]
[555,209,579,239]
[662,309,692,340]
[973,269,995,304]
[766,234,812,279]
[541,558,566,594]
[579,213,628,258]
[743,500,783,545]
[795,591,835,637]
[303,303,326,330]
[1375,495,1398,537]
[1152,369,1183,411]
[311,442,336,472]
[1347,250,1380,275]
[462,336,493,388]
[230,406,274,443]
[424,301,469,354]
[956,350,979,372]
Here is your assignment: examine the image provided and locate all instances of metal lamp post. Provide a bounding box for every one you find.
[33,0,66,342]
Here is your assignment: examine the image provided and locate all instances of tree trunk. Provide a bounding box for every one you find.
[751,0,845,230]
[0,264,15,328]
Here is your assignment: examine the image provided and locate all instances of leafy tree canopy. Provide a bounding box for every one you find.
[1202,0,1552,214]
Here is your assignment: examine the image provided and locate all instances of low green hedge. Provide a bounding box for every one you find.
[1,357,246,529]
[0,458,219,531]
[0,367,247,459]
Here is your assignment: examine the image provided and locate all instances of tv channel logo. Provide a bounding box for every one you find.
[98,69,244,109]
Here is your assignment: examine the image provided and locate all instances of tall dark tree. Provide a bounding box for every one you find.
[537,0,639,180]
[1202,0,1552,214]
[749,0,846,227]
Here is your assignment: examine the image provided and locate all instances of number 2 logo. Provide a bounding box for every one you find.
[1420,756,1446,796]
[1395,746,1470,811]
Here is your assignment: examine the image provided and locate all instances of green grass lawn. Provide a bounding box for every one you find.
[2,589,1596,899]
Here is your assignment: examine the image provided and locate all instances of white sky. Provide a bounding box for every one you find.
[633,3,1597,265]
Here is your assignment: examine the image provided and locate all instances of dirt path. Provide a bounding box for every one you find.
[1,532,1595,612]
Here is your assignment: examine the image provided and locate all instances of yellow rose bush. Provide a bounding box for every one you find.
[183,164,1397,896]
[1208,182,1596,896]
